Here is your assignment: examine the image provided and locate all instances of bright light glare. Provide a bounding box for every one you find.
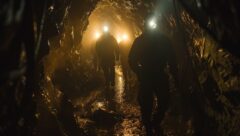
[148,19,157,29]
[122,34,128,41]
[117,34,129,43]
[116,34,122,43]
[95,31,101,39]
[117,37,122,43]
[103,25,109,32]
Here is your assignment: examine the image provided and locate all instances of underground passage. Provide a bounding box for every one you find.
[1,0,240,136]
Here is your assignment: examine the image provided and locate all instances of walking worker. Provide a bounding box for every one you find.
[129,17,178,135]
[96,26,119,88]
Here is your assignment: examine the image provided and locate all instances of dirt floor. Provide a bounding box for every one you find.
[36,65,193,136]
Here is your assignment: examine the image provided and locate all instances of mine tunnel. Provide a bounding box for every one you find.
[1,0,240,136]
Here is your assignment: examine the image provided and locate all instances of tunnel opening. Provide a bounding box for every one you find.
[1,0,240,136]
[39,1,154,135]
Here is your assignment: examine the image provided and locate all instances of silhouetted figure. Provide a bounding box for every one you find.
[129,28,178,135]
[96,32,119,87]
[119,41,131,89]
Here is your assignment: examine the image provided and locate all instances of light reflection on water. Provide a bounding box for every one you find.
[114,65,144,136]
[115,65,125,104]
[73,64,143,136]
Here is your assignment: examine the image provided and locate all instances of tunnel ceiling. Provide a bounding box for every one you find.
[1,0,240,57]
[68,0,182,49]
[81,0,155,47]
[73,0,158,48]
[67,0,240,57]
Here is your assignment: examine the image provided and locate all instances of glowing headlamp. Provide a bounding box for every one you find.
[103,25,109,33]
[148,19,157,29]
